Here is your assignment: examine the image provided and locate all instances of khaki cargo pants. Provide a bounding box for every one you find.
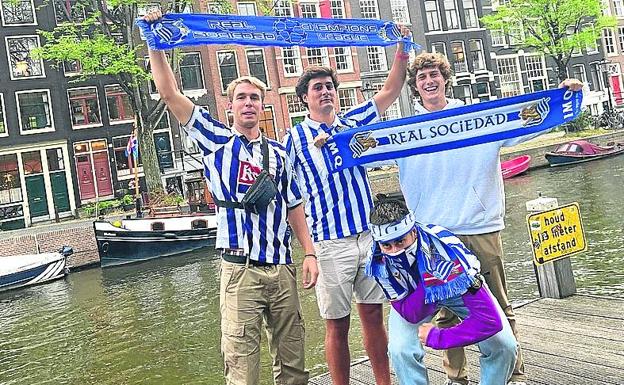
[220,261,308,385]
[436,231,526,384]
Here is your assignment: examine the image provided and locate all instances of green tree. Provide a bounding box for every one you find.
[34,0,191,196]
[481,0,615,82]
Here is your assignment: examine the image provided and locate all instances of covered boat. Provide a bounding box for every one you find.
[545,140,624,167]
[0,246,72,292]
[501,155,531,179]
[94,214,218,267]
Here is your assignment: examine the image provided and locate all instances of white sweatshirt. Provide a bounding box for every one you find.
[397,99,540,235]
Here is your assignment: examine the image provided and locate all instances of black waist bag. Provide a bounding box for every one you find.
[214,137,278,214]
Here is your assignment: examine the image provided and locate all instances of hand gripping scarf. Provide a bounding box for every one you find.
[323,87,583,173]
[367,212,480,304]
[136,13,417,52]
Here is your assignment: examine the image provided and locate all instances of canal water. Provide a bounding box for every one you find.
[1,157,623,385]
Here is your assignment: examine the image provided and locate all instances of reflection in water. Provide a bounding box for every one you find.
[0,157,622,384]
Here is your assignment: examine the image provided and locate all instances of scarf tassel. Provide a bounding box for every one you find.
[423,273,474,305]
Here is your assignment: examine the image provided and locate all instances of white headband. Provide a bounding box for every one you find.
[370,211,416,242]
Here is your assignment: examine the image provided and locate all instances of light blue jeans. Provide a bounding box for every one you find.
[388,295,517,385]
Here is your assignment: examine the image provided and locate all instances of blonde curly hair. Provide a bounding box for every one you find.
[406,52,453,98]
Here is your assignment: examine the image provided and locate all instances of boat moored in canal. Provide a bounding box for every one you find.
[94,214,218,267]
[501,155,531,179]
[545,140,624,167]
[0,246,72,292]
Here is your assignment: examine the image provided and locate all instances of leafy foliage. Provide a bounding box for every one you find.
[481,0,615,81]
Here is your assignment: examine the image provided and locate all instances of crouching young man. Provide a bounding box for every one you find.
[366,195,518,385]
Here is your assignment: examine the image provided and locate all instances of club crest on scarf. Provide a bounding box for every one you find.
[519,97,550,127]
[349,131,378,158]
[151,19,191,45]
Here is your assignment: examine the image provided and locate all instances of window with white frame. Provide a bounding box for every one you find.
[367,46,388,72]
[16,90,54,132]
[451,41,468,73]
[571,64,587,85]
[425,0,441,31]
[68,87,102,127]
[589,62,603,91]
[259,106,277,139]
[567,26,582,55]
[246,49,268,87]
[390,0,410,24]
[0,94,6,136]
[370,83,401,120]
[508,22,525,45]
[475,82,491,101]
[585,24,599,53]
[468,39,486,71]
[6,36,44,79]
[463,0,478,28]
[619,27,624,51]
[490,29,506,46]
[237,2,256,15]
[105,85,134,123]
[431,42,447,56]
[614,0,624,16]
[306,48,329,67]
[273,0,292,16]
[53,0,89,23]
[444,0,460,29]
[63,60,82,76]
[338,89,357,113]
[281,47,302,76]
[286,94,306,126]
[113,135,135,172]
[496,57,522,97]
[0,154,22,205]
[453,84,473,104]
[180,52,205,91]
[525,55,547,92]
[217,51,239,92]
[360,0,379,19]
[330,0,345,18]
[334,47,353,72]
[300,2,319,17]
[1,0,36,25]
[604,28,617,55]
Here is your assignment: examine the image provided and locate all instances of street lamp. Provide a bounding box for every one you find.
[598,58,613,112]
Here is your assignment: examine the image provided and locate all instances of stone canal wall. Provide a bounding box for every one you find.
[0,224,100,269]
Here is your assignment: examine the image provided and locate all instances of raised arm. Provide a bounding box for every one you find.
[145,10,194,125]
[372,26,411,115]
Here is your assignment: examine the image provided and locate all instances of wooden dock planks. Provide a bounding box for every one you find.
[309,294,624,385]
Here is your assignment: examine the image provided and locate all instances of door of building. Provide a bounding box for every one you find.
[25,174,48,218]
[76,154,96,200]
[93,152,113,197]
[50,172,70,212]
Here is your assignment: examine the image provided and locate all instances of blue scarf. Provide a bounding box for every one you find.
[322,88,583,173]
[136,13,417,52]
[366,223,480,304]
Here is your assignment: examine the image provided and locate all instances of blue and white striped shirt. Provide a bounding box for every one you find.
[284,100,379,242]
[184,106,302,264]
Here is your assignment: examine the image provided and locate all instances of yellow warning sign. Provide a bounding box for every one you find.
[526,203,587,265]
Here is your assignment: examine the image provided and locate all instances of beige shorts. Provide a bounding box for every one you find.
[313,231,385,319]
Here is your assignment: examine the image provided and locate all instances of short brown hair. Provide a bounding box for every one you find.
[407,52,452,97]
[226,76,267,101]
[295,66,339,108]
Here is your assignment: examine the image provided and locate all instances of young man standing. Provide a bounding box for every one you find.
[283,33,410,385]
[389,51,583,385]
[145,11,318,385]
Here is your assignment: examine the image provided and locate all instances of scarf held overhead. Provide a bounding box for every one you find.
[322,88,583,173]
[136,13,417,51]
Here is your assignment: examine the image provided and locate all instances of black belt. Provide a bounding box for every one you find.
[221,253,275,267]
